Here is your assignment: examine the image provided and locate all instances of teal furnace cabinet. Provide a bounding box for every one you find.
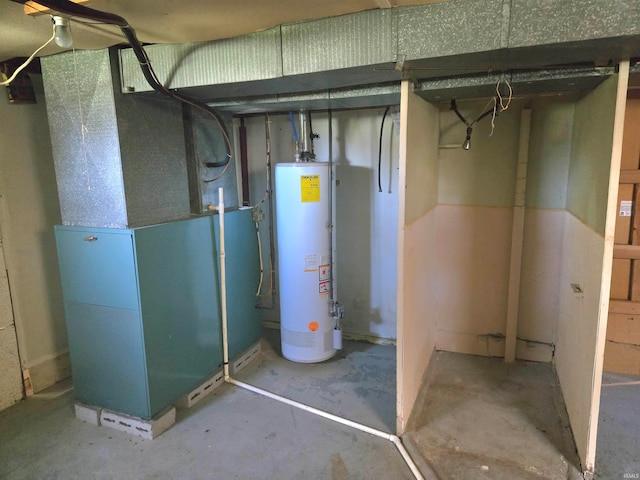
[215,208,263,360]
[55,210,260,419]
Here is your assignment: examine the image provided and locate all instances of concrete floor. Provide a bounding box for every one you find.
[2,332,638,480]
[234,330,396,433]
[0,333,412,480]
[405,351,584,480]
[595,371,640,479]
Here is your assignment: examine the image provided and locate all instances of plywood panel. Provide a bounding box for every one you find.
[518,209,564,344]
[437,99,522,208]
[610,258,630,300]
[434,205,513,338]
[566,75,619,235]
[436,331,505,357]
[398,209,438,433]
[515,339,554,363]
[614,183,633,244]
[504,109,531,362]
[555,212,608,472]
[402,85,439,224]
[526,100,574,209]
[554,66,627,473]
[396,80,439,434]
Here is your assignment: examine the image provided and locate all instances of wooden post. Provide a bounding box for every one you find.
[505,109,531,362]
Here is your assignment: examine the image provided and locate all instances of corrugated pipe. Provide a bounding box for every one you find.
[217,187,424,480]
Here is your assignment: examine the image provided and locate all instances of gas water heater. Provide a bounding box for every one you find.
[276,160,341,363]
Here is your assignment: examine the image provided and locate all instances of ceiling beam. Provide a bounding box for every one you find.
[373,0,394,8]
[24,0,96,17]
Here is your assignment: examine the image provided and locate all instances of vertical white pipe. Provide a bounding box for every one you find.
[218,187,230,378]
[328,110,338,309]
[299,110,309,155]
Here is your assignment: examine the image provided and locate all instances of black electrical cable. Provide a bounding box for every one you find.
[12,0,232,169]
[378,107,390,193]
[450,99,498,150]
[308,110,319,157]
[450,99,496,127]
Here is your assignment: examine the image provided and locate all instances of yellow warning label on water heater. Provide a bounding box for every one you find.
[300,175,320,203]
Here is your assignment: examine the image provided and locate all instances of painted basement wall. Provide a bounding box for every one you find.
[435,98,523,356]
[518,99,575,362]
[243,108,400,340]
[0,226,22,410]
[0,75,68,395]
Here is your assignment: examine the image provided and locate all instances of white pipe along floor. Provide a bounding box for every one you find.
[1,320,638,477]
[1,189,637,479]
[216,188,424,480]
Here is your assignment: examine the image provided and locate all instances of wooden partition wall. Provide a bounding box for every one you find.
[396,64,630,474]
[396,80,439,433]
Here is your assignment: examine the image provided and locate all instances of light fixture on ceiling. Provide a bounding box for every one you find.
[450,99,495,151]
[52,15,73,48]
[462,126,472,150]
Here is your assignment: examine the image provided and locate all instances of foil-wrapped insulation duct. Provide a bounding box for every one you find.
[41,49,194,228]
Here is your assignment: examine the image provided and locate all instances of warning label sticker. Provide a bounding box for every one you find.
[304,254,318,272]
[301,175,320,203]
[319,264,331,282]
[319,281,330,296]
[620,200,633,217]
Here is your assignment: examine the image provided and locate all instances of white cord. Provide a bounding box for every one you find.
[489,76,513,137]
[255,222,264,297]
[490,96,498,137]
[0,24,56,86]
[496,76,513,112]
[252,113,274,301]
[255,221,273,299]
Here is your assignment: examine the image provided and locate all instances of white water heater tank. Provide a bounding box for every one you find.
[276,162,336,363]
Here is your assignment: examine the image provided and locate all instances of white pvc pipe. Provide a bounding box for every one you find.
[228,377,390,439]
[392,436,426,480]
[227,377,424,480]
[216,188,424,480]
[218,187,230,380]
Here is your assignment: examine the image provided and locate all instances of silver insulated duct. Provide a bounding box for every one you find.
[41,48,191,228]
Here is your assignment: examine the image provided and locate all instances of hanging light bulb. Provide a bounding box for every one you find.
[462,126,472,151]
[52,16,73,48]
